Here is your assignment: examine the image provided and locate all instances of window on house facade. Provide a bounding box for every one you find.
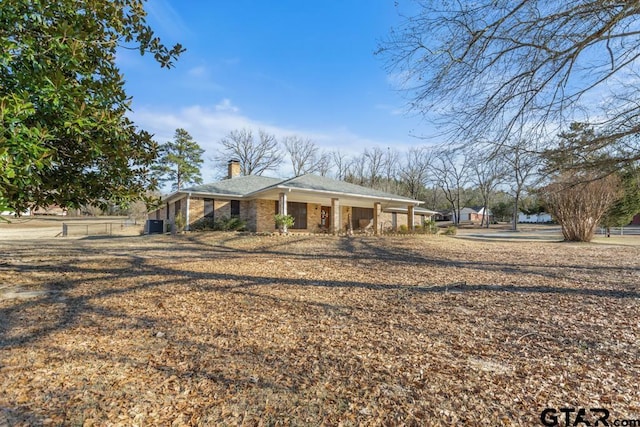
[275,201,307,229]
[230,200,240,217]
[352,207,374,229]
[175,200,181,216]
[392,212,397,230]
[288,202,307,229]
[204,198,214,218]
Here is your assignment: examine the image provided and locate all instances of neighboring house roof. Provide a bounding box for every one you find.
[443,207,479,216]
[159,174,422,208]
[475,207,493,215]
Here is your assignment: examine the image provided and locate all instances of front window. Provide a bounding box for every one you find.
[352,207,373,229]
[275,201,307,229]
[204,198,214,218]
[230,200,240,217]
[288,202,307,229]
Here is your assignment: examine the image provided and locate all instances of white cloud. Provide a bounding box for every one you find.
[188,66,208,78]
[145,0,193,39]
[214,99,239,113]
[130,100,423,182]
[374,103,406,116]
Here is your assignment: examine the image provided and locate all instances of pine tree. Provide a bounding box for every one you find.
[600,167,640,229]
[153,129,204,191]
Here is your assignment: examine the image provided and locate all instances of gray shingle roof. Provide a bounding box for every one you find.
[269,174,418,202]
[182,175,282,196]
[178,174,419,205]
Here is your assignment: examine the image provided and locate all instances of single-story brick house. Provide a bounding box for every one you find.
[149,160,436,234]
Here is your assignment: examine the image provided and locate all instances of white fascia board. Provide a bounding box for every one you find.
[148,190,247,213]
[249,185,422,205]
[181,191,246,199]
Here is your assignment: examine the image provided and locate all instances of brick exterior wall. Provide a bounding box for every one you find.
[239,200,252,230]
[214,200,231,218]
[378,211,429,232]
[254,199,277,232]
[341,206,352,233]
[147,195,426,234]
[188,198,205,227]
[306,203,322,232]
[379,211,396,230]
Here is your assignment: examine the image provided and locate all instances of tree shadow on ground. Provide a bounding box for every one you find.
[1,234,638,350]
[1,233,639,424]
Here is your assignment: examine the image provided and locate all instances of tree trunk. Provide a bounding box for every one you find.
[512,194,519,231]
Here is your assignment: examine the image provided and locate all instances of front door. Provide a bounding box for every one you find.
[320,206,331,230]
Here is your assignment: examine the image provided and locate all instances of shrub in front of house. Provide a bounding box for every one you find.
[423,219,439,234]
[190,216,246,232]
[443,225,457,235]
[174,212,186,233]
[274,214,295,234]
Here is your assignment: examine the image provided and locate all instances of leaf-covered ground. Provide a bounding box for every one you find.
[0,233,639,426]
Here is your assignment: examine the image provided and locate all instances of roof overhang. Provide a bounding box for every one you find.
[383,207,439,215]
[247,185,422,209]
[152,183,423,212]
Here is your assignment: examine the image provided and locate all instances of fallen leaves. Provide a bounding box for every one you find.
[0,233,639,425]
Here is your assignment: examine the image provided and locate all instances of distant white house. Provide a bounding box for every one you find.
[437,206,493,224]
[518,212,552,223]
[1,208,31,216]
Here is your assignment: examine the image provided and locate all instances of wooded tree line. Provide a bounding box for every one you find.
[97,120,640,242]
[207,122,640,241]
[198,126,542,228]
[375,0,640,241]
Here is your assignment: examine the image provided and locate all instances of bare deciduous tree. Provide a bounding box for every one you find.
[430,149,471,225]
[468,146,506,228]
[540,172,621,242]
[379,1,640,169]
[331,150,351,181]
[282,136,325,176]
[400,147,432,201]
[381,147,400,193]
[364,147,385,188]
[315,151,332,177]
[502,140,542,230]
[345,153,367,186]
[216,129,283,176]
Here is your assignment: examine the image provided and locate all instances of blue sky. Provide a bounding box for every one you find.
[118,0,434,181]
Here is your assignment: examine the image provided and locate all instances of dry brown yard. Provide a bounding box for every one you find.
[0,230,639,426]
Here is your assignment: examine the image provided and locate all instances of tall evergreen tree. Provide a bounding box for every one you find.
[153,129,204,191]
[600,167,640,229]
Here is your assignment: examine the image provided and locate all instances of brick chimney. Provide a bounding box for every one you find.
[227,159,241,179]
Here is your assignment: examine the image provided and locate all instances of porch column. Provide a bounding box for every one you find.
[373,202,381,235]
[408,205,415,231]
[185,194,191,231]
[278,192,287,215]
[331,198,340,235]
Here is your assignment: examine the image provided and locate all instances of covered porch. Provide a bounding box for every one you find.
[252,185,422,235]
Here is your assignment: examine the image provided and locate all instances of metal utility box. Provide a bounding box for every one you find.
[146,220,164,234]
